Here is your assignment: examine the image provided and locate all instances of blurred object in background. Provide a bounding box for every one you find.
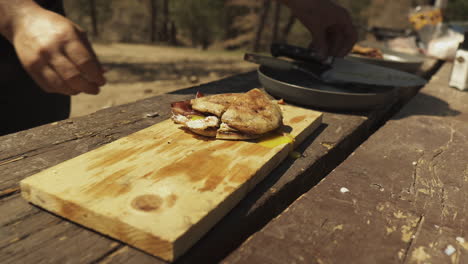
[366,0,423,32]
[434,0,448,9]
[361,26,414,41]
[449,32,468,91]
[349,44,425,73]
[425,24,464,61]
[359,25,421,55]
[409,6,442,32]
[449,21,468,34]
[387,36,420,55]
[409,5,442,46]
[362,0,431,58]
[409,5,464,61]
[444,0,468,22]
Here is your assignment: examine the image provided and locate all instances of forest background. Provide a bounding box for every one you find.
[62,0,468,117]
[64,0,468,51]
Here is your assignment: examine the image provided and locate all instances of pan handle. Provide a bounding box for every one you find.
[244,53,295,71]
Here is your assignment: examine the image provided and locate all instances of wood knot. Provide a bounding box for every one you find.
[290,115,306,124]
[131,194,163,212]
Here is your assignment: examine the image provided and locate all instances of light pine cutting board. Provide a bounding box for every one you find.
[20,103,322,261]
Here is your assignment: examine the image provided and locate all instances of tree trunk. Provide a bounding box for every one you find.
[88,0,98,37]
[161,0,169,41]
[280,13,296,42]
[169,20,177,45]
[252,0,271,52]
[272,1,281,43]
[150,0,158,42]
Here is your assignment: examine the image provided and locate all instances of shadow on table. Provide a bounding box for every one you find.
[176,123,328,264]
[168,71,260,95]
[102,61,254,84]
[392,92,461,120]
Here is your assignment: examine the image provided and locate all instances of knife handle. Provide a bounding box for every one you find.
[271,43,333,70]
[271,43,320,61]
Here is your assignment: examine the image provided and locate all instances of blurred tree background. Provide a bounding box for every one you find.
[445,0,468,22]
[63,0,467,51]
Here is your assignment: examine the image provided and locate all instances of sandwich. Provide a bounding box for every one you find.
[170,88,283,140]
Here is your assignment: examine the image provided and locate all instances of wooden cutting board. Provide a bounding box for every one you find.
[20,103,322,261]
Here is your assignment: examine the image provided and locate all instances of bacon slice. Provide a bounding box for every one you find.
[196,91,204,98]
[170,100,204,116]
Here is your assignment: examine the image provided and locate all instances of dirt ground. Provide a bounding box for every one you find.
[71,43,256,117]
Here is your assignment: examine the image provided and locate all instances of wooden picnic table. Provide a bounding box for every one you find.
[0,59,440,263]
[225,62,468,264]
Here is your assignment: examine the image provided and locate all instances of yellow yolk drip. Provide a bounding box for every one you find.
[257,132,295,148]
[189,115,205,121]
[289,151,302,159]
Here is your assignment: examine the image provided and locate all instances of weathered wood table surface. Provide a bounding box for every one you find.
[225,62,468,264]
[0,60,440,263]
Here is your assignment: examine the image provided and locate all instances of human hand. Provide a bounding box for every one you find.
[7,4,106,95]
[281,0,358,59]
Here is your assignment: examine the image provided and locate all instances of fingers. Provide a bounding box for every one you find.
[29,62,78,96]
[340,23,358,56]
[326,26,345,57]
[12,8,106,96]
[63,39,106,87]
[335,7,358,57]
[294,1,358,59]
[326,24,357,57]
[49,54,100,94]
[26,47,103,95]
[307,21,356,59]
[77,29,101,64]
[308,30,329,61]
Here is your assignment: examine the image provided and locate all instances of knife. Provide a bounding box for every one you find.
[244,53,381,93]
[320,57,427,87]
[244,53,324,82]
[268,43,427,87]
[270,43,334,65]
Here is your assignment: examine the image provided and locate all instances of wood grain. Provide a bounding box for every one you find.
[223,62,468,264]
[0,60,439,263]
[20,104,322,261]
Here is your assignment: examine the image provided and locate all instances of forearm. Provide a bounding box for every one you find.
[276,0,316,8]
[275,0,294,8]
[273,0,357,57]
[0,0,41,41]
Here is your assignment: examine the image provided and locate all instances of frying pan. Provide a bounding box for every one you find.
[258,66,397,111]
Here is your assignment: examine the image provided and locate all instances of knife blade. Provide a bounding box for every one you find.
[244,53,323,81]
[322,57,427,87]
[269,43,427,87]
